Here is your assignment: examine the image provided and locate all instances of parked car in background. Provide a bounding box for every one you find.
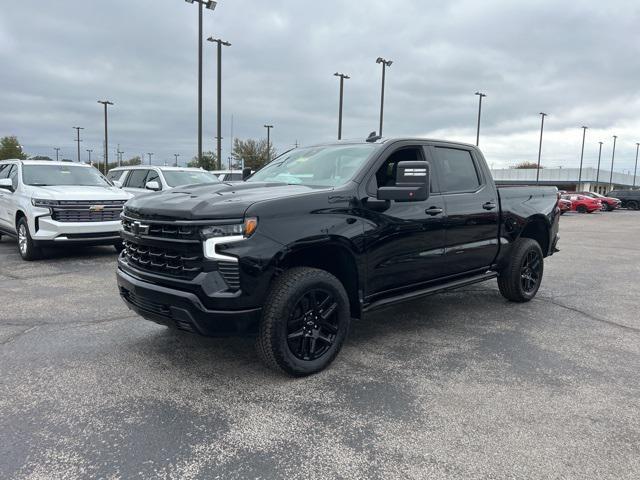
[107,166,220,196]
[561,194,601,213]
[577,191,621,211]
[607,189,640,210]
[0,160,131,260]
[558,198,572,214]
[210,170,250,182]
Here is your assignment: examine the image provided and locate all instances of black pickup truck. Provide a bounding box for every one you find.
[117,137,560,376]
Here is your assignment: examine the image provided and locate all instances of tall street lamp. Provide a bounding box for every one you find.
[376,57,392,136]
[54,147,60,161]
[185,0,218,163]
[608,135,617,192]
[334,72,350,140]
[264,124,274,162]
[536,112,548,185]
[633,142,640,188]
[97,100,114,174]
[577,126,588,191]
[86,149,93,165]
[174,153,180,166]
[207,36,231,170]
[595,141,603,192]
[147,152,154,165]
[474,92,486,146]
[73,127,84,163]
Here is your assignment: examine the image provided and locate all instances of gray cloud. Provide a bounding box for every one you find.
[1,0,639,172]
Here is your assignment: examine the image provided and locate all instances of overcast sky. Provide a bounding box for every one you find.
[1,0,639,171]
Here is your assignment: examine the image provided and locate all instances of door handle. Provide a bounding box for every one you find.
[482,202,497,210]
[425,206,444,216]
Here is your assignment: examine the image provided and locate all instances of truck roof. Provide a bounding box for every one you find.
[306,137,478,149]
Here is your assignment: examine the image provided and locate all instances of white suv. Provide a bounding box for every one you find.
[106,166,220,196]
[0,160,132,260]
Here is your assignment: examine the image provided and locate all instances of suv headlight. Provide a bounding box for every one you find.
[202,217,258,261]
[31,199,59,207]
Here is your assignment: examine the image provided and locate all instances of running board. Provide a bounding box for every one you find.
[363,271,498,313]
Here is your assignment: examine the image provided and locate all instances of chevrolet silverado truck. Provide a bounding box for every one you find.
[117,137,560,376]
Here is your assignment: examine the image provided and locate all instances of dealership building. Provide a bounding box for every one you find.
[490,167,638,194]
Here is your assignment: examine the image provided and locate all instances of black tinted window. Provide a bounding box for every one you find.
[435,148,480,192]
[125,170,149,188]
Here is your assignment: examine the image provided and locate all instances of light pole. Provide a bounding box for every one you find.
[595,141,603,192]
[184,0,218,164]
[577,126,588,191]
[97,100,114,174]
[608,135,617,192]
[207,36,231,170]
[54,147,60,161]
[633,143,639,189]
[536,112,547,185]
[334,72,350,140]
[174,153,180,167]
[376,57,392,136]
[147,152,154,165]
[73,127,84,162]
[264,124,274,162]
[117,148,124,167]
[86,149,93,165]
[474,92,486,146]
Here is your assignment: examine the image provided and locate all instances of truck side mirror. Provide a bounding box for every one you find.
[145,180,161,191]
[0,178,14,192]
[242,167,252,181]
[377,160,430,202]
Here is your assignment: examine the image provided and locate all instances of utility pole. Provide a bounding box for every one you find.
[376,57,393,136]
[72,127,84,162]
[334,72,350,140]
[536,112,548,185]
[174,153,180,167]
[595,141,603,192]
[634,143,639,188]
[207,36,231,170]
[608,135,617,193]
[264,124,274,162]
[474,92,486,146]
[147,152,154,165]
[54,147,60,161]
[86,149,93,166]
[97,100,114,174]
[577,126,588,191]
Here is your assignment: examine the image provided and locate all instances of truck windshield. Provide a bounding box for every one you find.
[247,144,376,187]
[162,170,220,187]
[22,165,111,187]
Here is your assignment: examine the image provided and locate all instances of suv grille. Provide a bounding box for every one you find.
[122,240,202,279]
[52,200,125,222]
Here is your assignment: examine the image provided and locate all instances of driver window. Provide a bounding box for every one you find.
[8,165,18,189]
[368,146,431,194]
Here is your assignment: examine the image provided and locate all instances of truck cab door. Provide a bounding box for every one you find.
[359,144,448,298]
[429,145,499,274]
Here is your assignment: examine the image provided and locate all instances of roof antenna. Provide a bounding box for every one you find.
[366,131,382,143]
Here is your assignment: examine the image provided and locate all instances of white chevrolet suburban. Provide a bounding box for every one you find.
[0,160,132,260]
[106,166,220,196]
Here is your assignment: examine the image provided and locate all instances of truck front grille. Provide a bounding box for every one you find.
[122,240,203,279]
[51,200,125,223]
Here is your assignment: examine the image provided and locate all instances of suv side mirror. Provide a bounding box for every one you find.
[242,167,252,181]
[113,180,123,188]
[145,180,161,191]
[0,178,14,192]
[377,160,430,202]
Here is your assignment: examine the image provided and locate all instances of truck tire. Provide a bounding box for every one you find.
[257,267,351,376]
[627,200,639,210]
[497,238,544,303]
[17,217,42,261]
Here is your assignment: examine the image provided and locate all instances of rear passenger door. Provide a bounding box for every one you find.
[123,169,150,196]
[430,145,500,275]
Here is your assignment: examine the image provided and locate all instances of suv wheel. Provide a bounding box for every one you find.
[257,267,351,376]
[627,200,639,210]
[498,238,544,303]
[17,217,41,261]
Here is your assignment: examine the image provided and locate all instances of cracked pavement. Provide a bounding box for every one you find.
[1,211,639,479]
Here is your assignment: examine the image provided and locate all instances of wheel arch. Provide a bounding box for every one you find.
[518,214,551,256]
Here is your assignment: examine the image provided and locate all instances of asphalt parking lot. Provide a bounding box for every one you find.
[1,211,639,479]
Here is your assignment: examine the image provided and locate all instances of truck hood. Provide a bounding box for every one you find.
[124,182,329,220]
[29,185,131,201]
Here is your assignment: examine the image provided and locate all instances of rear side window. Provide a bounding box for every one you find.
[107,170,125,182]
[435,147,481,193]
[125,170,149,188]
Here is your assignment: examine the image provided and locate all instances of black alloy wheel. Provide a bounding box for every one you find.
[520,250,542,294]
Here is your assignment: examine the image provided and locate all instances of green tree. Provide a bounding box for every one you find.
[514,161,542,169]
[30,155,53,161]
[0,136,27,160]
[187,151,218,170]
[231,138,276,171]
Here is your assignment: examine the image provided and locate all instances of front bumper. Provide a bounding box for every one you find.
[33,216,122,244]
[117,267,261,336]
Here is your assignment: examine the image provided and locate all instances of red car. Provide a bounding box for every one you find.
[577,191,621,211]
[558,198,572,214]
[561,194,602,213]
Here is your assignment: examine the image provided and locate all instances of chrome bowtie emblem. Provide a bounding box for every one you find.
[89,204,105,212]
[132,221,150,236]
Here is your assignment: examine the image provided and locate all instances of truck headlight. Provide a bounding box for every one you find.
[201,217,258,261]
[31,199,59,207]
